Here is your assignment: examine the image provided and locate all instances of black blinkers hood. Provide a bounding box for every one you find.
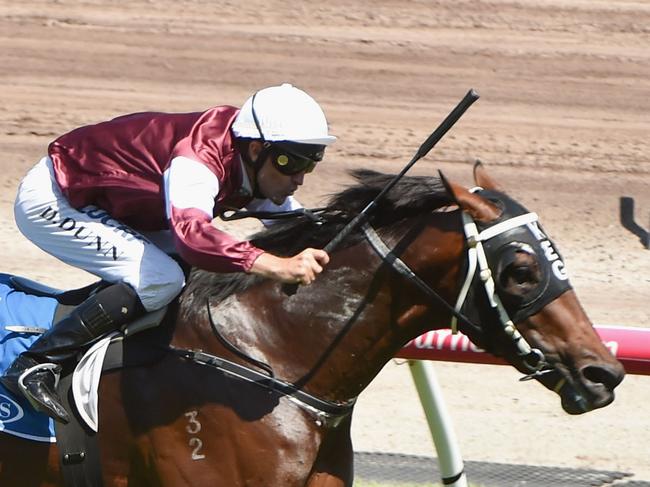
[472,189,573,323]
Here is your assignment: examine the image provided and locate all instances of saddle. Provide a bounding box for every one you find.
[3,275,172,487]
[10,275,167,336]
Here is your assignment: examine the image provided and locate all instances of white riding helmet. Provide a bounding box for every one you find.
[232,83,336,146]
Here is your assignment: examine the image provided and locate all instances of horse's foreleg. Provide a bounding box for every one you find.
[305,415,353,487]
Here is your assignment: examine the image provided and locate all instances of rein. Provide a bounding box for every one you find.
[221,207,329,224]
[361,222,475,328]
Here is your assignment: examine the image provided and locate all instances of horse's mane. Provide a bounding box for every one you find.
[183,169,453,304]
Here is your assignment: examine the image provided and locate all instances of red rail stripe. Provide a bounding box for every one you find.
[397,325,650,375]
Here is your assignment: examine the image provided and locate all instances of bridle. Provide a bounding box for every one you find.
[454,210,546,366]
[361,205,550,376]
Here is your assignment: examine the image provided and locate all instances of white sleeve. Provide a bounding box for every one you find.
[246,196,303,227]
[163,156,220,219]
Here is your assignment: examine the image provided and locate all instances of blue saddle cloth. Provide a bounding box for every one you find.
[0,273,58,442]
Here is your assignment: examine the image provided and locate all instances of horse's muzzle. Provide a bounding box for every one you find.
[554,362,625,415]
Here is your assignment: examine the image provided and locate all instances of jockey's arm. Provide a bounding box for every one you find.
[164,156,328,283]
[249,248,329,286]
[164,156,264,273]
[244,195,330,285]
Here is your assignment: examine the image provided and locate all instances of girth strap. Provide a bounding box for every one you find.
[54,372,103,487]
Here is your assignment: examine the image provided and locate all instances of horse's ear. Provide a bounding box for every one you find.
[473,159,504,192]
[439,170,501,222]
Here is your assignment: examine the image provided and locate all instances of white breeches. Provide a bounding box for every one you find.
[14,157,185,311]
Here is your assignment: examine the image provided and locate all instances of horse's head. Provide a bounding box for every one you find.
[442,161,624,414]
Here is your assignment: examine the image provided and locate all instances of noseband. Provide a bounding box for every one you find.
[361,209,549,375]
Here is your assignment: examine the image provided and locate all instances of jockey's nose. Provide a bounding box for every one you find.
[291,172,306,185]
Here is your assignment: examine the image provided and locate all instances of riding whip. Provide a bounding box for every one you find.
[284,89,480,295]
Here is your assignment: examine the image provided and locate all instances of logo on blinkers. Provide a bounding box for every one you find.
[0,393,24,424]
[526,221,569,281]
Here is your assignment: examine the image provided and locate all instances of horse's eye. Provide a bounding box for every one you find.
[499,259,541,297]
[511,266,532,284]
[495,245,542,300]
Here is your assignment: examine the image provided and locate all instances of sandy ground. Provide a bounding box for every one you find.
[1,0,649,483]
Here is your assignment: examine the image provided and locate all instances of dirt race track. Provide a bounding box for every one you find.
[1,0,649,483]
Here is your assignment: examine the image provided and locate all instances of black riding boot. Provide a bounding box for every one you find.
[0,282,145,423]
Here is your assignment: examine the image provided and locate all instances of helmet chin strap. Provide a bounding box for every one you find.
[244,90,271,199]
[242,141,271,199]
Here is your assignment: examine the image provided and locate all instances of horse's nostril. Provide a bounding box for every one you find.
[581,364,625,390]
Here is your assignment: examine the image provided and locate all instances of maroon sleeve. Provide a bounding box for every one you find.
[169,206,264,273]
[165,106,266,273]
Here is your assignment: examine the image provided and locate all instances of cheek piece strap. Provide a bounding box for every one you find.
[250,144,272,199]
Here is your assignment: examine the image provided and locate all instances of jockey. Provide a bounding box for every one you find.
[0,83,334,423]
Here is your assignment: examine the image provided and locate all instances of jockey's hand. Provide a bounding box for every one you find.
[250,248,330,285]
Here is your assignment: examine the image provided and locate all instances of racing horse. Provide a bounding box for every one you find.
[0,162,624,486]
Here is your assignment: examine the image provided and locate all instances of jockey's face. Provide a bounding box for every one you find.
[248,141,307,205]
[258,155,306,204]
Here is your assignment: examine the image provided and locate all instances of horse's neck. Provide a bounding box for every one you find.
[173,221,464,403]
